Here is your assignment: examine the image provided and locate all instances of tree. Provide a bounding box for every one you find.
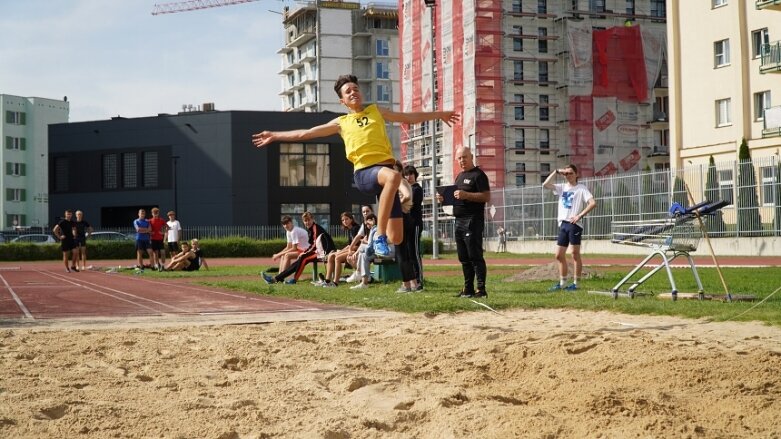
[672,174,688,208]
[737,138,762,236]
[704,155,727,236]
[641,165,667,220]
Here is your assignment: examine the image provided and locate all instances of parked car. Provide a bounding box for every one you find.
[89,231,133,241]
[11,234,56,244]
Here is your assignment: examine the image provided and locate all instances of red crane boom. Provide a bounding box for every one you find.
[151,0,260,15]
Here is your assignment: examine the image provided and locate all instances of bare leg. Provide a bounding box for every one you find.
[376,167,402,244]
[554,245,568,283]
[136,249,144,268]
[571,245,582,282]
[325,253,336,281]
[334,252,348,282]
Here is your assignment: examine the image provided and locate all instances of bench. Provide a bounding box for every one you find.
[311,255,400,283]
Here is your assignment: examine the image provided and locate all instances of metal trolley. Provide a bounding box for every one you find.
[608,217,704,301]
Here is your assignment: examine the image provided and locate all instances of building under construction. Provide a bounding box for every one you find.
[399,0,669,202]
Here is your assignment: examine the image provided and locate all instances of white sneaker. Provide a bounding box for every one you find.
[344,272,359,283]
[350,282,369,290]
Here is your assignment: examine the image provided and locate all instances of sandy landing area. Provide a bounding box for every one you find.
[1,309,780,438]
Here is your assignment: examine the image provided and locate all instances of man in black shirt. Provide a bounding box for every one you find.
[52,209,78,273]
[439,147,491,297]
[403,165,425,289]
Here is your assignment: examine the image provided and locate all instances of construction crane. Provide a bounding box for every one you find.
[151,0,261,16]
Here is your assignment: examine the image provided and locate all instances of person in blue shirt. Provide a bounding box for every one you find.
[133,209,153,270]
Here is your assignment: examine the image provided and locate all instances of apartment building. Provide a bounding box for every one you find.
[1,94,69,230]
[277,1,400,114]
[668,0,781,168]
[399,0,668,199]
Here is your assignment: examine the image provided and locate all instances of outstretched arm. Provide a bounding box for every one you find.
[377,107,460,127]
[251,119,341,148]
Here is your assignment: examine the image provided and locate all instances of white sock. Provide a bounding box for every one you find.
[573,278,579,285]
[560,278,566,287]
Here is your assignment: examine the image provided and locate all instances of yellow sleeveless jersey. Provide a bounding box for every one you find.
[337,104,395,170]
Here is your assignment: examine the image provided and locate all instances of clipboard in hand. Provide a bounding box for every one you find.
[436,185,462,206]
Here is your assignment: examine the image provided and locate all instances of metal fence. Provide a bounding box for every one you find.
[479,156,781,242]
[112,225,353,242]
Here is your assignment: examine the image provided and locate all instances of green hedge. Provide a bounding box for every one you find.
[0,237,443,261]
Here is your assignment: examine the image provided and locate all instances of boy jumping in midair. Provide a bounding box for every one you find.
[252,74,459,257]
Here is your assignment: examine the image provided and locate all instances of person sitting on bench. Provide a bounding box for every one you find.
[351,214,395,290]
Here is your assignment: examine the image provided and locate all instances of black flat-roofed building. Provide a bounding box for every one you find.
[48,110,374,229]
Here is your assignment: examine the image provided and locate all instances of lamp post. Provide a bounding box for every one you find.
[424,0,439,259]
[172,155,180,215]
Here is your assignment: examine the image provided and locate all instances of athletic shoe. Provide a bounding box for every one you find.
[473,290,488,298]
[564,283,578,291]
[71,266,79,272]
[284,278,297,285]
[318,273,326,283]
[65,268,71,273]
[344,273,359,283]
[396,286,412,293]
[373,235,391,257]
[350,283,370,290]
[261,272,276,284]
[311,280,325,286]
[548,283,563,292]
[322,281,337,288]
[456,290,475,298]
[414,284,424,292]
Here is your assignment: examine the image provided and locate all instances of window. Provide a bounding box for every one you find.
[654,96,669,120]
[712,0,727,7]
[513,27,523,52]
[6,188,25,202]
[54,157,68,192]
[538,28,548,53]
[752,28,769,59]
[538,0,547,14]
[375,61,390,79]
[376,84,390,102]
[376,39,389,56]
[514,128,525,154]
[650,0,665,17]
[514,105,525,121]
[718,169,734,203]
[625,0,635,15]
[143,151,158,188]
[754,91,771,121]
[513,60,524,80]
[6,214,25,228]
[511,0,522,13]
[280,203,331,229]
[538,61,549,83]
[279,143,330,187]
[716,98,731,126]
[540,129,550,154]
[539,95,550,121]
[5,162,25,176]
[589,0,605,12]
[515,163,526,187]
[122,152,138,188]
[4,136,26,150]
[540,163,551,183]
[5,111,26,125]
[102,154,118,189]
[714,39,730,67]
[760,166,776,206]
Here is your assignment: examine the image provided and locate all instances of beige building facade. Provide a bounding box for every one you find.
[667,0,781,168]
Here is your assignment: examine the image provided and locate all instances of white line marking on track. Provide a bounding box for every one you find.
[40,270,190,314]
[0,273,34,319]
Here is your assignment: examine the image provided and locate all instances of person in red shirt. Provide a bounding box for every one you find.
[148,207,167,272]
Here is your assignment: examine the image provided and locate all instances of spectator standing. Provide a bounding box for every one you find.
[403,165,424,289]
[542,164,597,291]
[53,210,78,272]
[165,211,182,255]
[133,209,153,271]
[73,210,94,271]
[438,147,491,298]
[395,162,419,293]
[148,207,167,271]
[496,226,507,253]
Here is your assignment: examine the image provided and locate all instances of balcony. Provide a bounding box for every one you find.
[756,0,781,11]
[762,105,781,138]
[760,42,781,73]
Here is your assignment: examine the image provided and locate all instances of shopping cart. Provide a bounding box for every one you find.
[600,200,731,300]
[605,217,704,300]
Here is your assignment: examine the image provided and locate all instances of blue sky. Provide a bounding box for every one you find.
[0,0,289,122]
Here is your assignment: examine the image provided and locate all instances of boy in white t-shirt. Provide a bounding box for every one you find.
[165,211,182,255]
[542,164,597,291]
[272,215,310,273]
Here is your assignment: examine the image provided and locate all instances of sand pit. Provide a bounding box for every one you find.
[1,309,780,438]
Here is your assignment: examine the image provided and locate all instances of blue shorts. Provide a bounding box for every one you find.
[136,240,150,251]
[556,221,583,247]
[353,164,402,219]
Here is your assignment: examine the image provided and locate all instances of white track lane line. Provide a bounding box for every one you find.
[97,271,323,310]
[40,270,189,314]
[0,273,34,319]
